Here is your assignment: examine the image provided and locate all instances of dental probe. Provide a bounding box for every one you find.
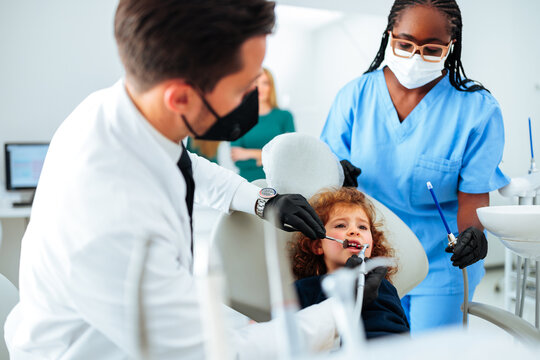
[325,236,346,247]
[426,181,457,247]
[325,236,363,249]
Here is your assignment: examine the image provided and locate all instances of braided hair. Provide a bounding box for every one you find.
[365,0,486,92]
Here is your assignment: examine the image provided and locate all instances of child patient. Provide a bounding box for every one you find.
[290,187,409,339]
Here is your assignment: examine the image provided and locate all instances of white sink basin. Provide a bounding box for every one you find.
[477,205,540,259]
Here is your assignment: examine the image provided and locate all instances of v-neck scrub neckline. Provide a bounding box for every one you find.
[375,68,450,143]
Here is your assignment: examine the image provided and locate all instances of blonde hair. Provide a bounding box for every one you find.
[189,140,220,158]
[262,68,278,109]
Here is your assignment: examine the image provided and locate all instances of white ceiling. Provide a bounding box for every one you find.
[275,0,394,16]
[275,5,344,30]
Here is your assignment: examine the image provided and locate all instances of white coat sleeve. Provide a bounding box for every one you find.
[233,300,338,359]
[190,151,259,214]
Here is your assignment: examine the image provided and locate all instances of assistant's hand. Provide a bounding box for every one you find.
[340,160,361,188]
[344,254,363,268]
[363,265,387,308]
[344,256,386,308]
[445,227,488,269]
[264,194,326,240]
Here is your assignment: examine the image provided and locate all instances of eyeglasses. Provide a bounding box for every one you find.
[388,32,452,63]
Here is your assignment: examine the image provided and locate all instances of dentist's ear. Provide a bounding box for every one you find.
[163,82,193,114]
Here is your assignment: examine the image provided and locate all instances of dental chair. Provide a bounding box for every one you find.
[213,133,428,322]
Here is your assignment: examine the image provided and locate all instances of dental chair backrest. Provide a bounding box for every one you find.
[213,133,428,322]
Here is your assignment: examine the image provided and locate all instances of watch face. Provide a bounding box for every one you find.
[260,187,277,199]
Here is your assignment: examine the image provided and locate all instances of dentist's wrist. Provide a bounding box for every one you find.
[255,187,278,218]
[230,181,260,214]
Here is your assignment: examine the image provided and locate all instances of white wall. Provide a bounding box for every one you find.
[459,0,540,178]
[264,23,317,136]
[309,14,388,134]
[0,0,122,184]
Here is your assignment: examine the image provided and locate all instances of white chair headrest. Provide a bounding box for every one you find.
[262,133,344,199]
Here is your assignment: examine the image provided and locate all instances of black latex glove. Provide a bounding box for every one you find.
[445,227,488,269]
[363,266,387,308]
[264,194,326,240]
[340,160,361,188]
[344,254,363,268]
[345,256,387,308]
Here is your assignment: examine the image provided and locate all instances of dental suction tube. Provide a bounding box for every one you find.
[352,245,369,326]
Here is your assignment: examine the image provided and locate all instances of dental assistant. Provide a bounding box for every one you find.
[321,0,510,333]
[4,1,338,359]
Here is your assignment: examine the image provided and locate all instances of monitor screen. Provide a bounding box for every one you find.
[4,143,49,190]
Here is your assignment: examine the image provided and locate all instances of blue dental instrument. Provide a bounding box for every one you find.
[427,182,470,324]
[529,117,537,174]
[529,117,534,160]
[426,181,457,247]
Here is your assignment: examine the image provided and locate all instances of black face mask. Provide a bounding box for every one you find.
[181,88,259,141]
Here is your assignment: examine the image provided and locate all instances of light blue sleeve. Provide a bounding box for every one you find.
[320,82,357,161]
[459,99,511,193]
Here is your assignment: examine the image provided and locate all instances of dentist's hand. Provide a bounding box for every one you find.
[340,160,361,188]
[344,256,387,308]
[445,227,488,269]
[264,194,326,240]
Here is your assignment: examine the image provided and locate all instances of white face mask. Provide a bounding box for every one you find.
[385,44,449,89]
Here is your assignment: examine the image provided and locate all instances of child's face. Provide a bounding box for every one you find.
[315,204,373,273]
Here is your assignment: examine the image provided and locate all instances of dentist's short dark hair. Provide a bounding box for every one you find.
[114,0,275,93]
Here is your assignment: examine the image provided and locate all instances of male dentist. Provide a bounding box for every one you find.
[4,1,338,358]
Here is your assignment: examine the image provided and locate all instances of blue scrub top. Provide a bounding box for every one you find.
[321,69,510,295]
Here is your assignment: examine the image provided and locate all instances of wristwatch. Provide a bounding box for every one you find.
[255,187,278,218]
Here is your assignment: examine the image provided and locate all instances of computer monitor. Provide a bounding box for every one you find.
[4,143,49,191]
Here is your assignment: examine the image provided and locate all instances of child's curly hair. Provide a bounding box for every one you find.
[290,187,396,280]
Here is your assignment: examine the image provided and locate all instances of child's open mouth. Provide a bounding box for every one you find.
[342,239,364,249]
[324,236,367,250]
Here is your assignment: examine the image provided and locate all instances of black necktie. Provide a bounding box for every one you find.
[177,143,195,253]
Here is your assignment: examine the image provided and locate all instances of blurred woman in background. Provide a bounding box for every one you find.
[186,138,220,163]
[231,67,295,181]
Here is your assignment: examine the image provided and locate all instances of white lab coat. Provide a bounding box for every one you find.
[4,80,337,359]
